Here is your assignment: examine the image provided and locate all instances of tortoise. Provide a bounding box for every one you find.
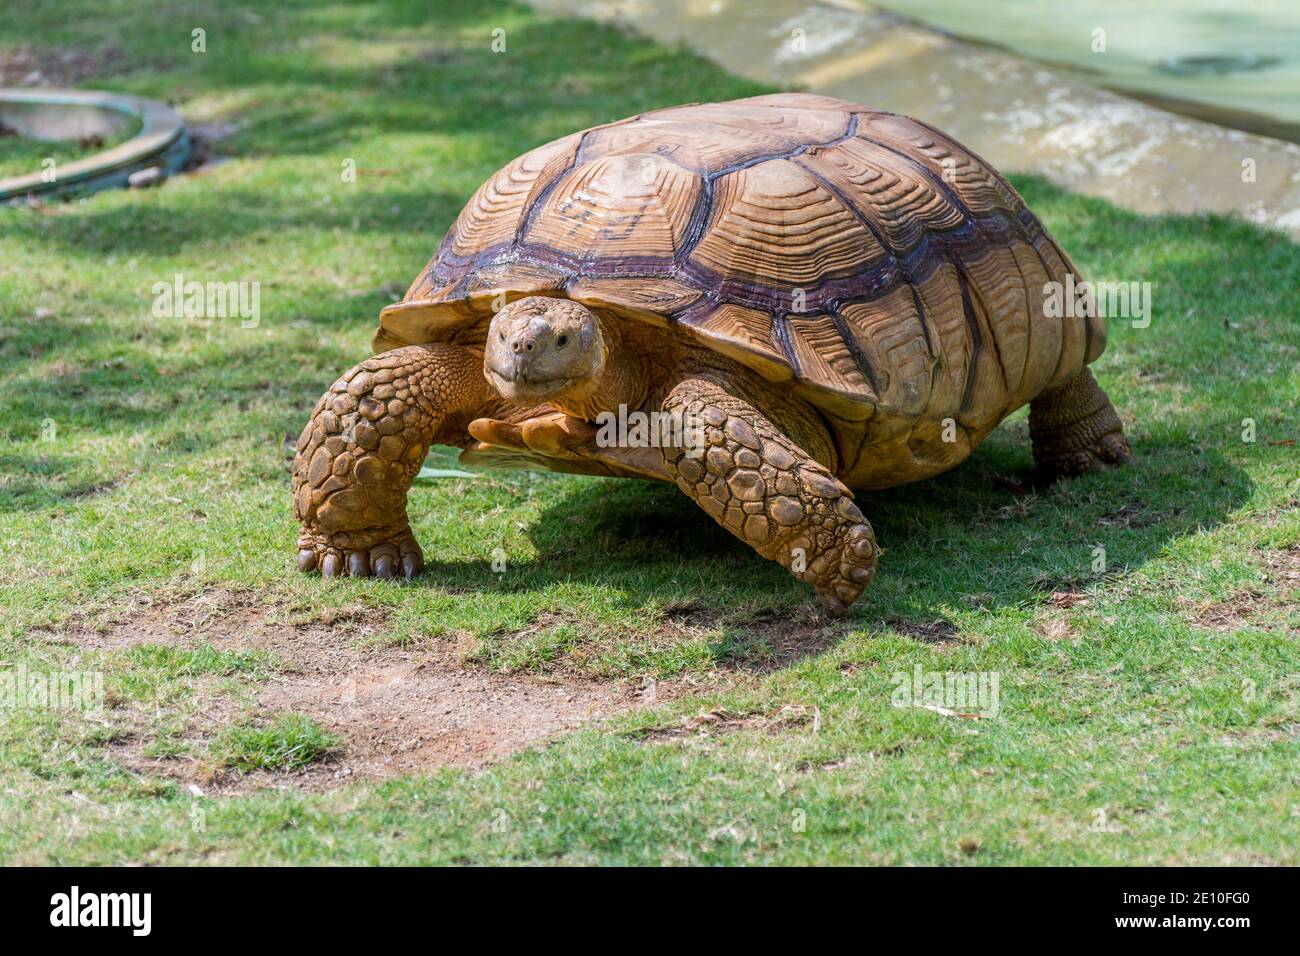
[291,93,1130,615]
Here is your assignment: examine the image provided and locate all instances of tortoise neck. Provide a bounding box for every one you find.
[553,316,651,420]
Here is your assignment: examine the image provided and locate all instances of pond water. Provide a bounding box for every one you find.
[872,0,1300,141]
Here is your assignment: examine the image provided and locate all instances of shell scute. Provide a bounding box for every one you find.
[442,132,582,264]
[679,303,791,382]
[524,153,700,262]
[911,261,973,419]
[689,159,885,289]
[856,112,1023,221]
[799,137,966,252]
[582,98,850,176]
[786,312,874,410]
[960,242,1032,402]
[837,285,934,417]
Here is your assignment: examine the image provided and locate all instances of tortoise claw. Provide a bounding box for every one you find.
[819,591,849,618]
[401,553,421,579]
[813,523,878,618]
[347,551,369,578]
[296,527,422,583]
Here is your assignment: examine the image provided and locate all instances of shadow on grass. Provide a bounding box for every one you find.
[418,418,1251,670]
[1,185,468,259]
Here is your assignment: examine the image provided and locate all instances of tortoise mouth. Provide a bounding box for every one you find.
[487,364,581,400]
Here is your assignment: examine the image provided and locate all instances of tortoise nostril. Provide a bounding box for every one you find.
[525,342,533,351]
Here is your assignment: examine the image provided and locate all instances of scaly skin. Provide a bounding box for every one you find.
[661,377,878,617]
[1029,367,1131,478]
[292,344,493,579]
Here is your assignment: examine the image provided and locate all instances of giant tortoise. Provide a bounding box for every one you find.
[291,94,1130,614]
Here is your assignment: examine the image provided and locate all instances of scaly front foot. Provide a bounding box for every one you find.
[808,519,879,618]
[296,524,423,579]
[291,343,492,582]
[661,376,881,618]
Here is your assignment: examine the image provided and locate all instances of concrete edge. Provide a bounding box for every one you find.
[0,87,191,201]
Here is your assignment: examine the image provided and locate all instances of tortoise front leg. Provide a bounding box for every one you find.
[661,378,879,616]
[292,344,492,579]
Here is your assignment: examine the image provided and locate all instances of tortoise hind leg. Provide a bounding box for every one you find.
[661,378,879,617]
[1029,367,1131,478]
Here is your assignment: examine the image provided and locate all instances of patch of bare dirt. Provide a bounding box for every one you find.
[1096,503,1174,529]
[0,45,129,87]
[183,121,242,175]
[879,616,960,645]
[658,603,957,663]
[258,662,635,783]
[1188,590,1266,631]
[1182,545,1300,632]
[714,607,846,670]
[561,601,847,673]
[1264,544,1300,590]
[1027,590,1092,641]
[45,588,381,663]
[35,589,662,793]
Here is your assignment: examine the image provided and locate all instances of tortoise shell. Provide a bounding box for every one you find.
[375,93,1105,486]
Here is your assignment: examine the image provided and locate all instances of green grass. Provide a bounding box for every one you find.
[1,0,1297,865]
[211,714,340,772]
[111,643,277,703]
[0,124,139,180]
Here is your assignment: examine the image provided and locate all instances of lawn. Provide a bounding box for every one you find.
[0,0,1297,865]
[0,123,138,181]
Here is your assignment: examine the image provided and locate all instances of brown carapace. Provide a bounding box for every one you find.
[292,94,1130,615]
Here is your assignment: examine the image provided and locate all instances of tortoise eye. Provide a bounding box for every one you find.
[499,332,505,341]
[556,334,568,348]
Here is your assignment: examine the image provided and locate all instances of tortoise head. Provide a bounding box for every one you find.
[485,296,607,403]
